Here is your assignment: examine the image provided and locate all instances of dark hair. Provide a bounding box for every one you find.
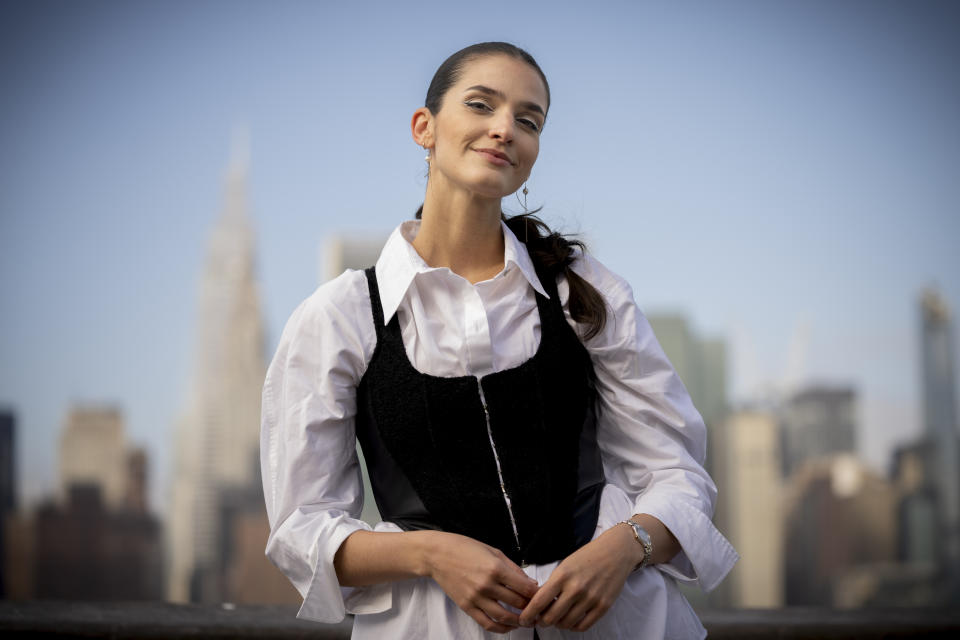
[424,42,551,121]
[416,42,607,340]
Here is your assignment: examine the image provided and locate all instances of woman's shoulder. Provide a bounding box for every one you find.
[567,247,635,304]
[278,268,375,346]
[559,248,651,346]
[306,267,372,313]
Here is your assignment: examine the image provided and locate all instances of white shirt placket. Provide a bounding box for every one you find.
[462,282,494,378]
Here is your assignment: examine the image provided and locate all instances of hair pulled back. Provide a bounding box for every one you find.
[416,42,607,340]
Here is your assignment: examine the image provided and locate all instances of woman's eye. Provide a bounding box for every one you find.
[464,100,491,111]
[518,118,540,132]
[465,100,540,132]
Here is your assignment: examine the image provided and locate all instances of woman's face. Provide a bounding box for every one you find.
[422,54,548,200]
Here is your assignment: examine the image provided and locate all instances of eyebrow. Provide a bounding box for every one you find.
[463,85,546,117]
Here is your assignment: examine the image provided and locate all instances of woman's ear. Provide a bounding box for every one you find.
[411,107,434,149]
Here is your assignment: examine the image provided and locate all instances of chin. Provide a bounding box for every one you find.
[467,180,515,201]
[450,168,522,200]
[479,188,516,201]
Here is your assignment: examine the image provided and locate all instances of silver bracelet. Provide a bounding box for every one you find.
[619,520,653,569]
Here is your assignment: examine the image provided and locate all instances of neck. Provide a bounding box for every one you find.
[413,178,505,284]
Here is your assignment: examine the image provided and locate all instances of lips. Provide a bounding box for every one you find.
[474,148,513,166]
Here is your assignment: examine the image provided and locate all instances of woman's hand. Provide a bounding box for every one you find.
[424,531,540,635]
[334,528,539,634]
[518,523,642,632]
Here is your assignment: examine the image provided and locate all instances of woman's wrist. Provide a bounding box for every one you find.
[608,520,649,570]
[619,519,653,568]
[629,513,681,566]
[334,529,444,586]
[407,530,439,579]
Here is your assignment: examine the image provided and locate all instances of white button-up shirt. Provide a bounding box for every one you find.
[261,220,738,639]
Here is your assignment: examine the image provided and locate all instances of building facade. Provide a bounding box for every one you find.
[919,289,960,577]
[34,483,163,600]
[783,455,897,606]
[890,289,960,604]
[719,410,784,607]
[779,385,857,478]
[31,407,162,600]
[59,406,127,510]
[167,142,268,602]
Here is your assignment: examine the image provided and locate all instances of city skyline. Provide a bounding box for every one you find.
[1,0,959,512]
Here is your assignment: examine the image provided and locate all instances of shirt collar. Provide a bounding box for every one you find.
[501,218,550,299]
[374,219,549,324]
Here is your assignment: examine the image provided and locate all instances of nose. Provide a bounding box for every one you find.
[489,112,515,143]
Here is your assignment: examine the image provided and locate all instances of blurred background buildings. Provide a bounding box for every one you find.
[5,405,162,600]
[1,0,958,616]
[697,287,960,609]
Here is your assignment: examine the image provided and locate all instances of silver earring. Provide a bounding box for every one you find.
[424,147,430,162]
[516,183,529,213]
[518,183,531,243]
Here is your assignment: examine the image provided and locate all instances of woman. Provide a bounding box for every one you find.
[261,42,737,639]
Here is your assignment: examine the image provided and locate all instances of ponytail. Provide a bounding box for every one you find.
[414,205,607,341]
[503,212,607,341]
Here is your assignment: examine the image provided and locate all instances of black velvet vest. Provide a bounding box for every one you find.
[355,266,604,566]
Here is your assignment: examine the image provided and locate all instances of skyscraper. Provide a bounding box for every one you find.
[59,406,127,510]
[167,138,267,602]
[779,385,857,478]
[919,289,960,580]
[719,410,784,608]
[886,289,960,606]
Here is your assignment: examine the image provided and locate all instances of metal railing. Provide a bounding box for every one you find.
[1,602,959,638]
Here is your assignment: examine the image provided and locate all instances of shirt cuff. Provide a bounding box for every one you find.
[343,582,393,615]
[341,521,409,615]
[634,493,739,592]
[295,519,395,622]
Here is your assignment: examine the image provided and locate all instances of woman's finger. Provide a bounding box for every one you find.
[467,610,513,635]
[487,584,533,610]
[481,597,523,628]
[554,595,593,630]
[518,578,562,626]
[495,562,539,600]
[537,590,577,627]
[466,601,519,634]
[573,605,609,633]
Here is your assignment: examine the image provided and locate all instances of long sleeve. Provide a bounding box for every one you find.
[564,254,739,592]
[261,270,387,622]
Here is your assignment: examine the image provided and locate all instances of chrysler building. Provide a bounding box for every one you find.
[168,135,266,602]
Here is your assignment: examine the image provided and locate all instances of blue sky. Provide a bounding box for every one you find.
[1,0,958,512]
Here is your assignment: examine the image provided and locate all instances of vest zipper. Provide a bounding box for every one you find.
[477,382,523,562]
